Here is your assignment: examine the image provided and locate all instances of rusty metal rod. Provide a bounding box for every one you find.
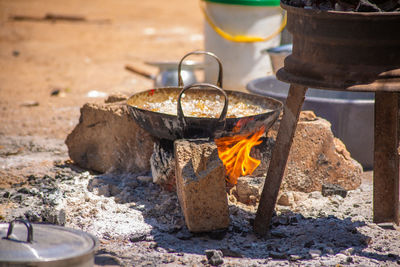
[125,65,155,80]
[254,84,307,236]
[373,92,400,224]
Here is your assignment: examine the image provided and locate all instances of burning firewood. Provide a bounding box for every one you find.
[215,126,266,185]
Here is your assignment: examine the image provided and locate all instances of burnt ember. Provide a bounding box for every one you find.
[282,0,400,11]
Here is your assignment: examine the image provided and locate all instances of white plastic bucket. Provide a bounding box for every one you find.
[203,0,284,92]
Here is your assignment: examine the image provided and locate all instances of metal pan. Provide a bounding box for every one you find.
[0,219,98,267]
[126,51,283,140]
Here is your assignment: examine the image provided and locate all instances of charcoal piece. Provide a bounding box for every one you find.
[322,183,348,198]
[129,232,147,242]
[205,250,224,266]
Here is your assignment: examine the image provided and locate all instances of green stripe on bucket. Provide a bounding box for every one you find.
[203,0,280,6]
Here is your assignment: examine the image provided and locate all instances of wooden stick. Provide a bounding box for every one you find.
[254,84,307,236]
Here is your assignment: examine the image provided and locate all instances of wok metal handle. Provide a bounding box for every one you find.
[177,83,228,139]
[178,51,223,88]
[5,219,33,243]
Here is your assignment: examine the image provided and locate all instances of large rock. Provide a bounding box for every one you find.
[65,97,155,173]
[274,111,363,192]
[175,139,229,232]
[234,111,362,204]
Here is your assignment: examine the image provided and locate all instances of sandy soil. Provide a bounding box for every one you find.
[1,1,399,267]
[0,0,203,184]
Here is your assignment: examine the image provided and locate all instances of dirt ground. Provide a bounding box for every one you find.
[2,1,400,267]
[0,0,203,184]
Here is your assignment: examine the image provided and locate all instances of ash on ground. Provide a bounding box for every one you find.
[1,164,400,266]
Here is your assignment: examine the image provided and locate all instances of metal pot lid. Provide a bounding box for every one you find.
[0,220,97,263]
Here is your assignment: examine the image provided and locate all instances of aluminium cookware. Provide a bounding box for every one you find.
[0,220,98,267]
[127,51,283,140]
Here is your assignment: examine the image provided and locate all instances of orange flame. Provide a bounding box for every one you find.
[215,126,265,185]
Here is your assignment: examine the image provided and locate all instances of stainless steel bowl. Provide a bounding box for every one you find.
[247,75,375,169]
[261,44,292,75]
[146,60,203,87]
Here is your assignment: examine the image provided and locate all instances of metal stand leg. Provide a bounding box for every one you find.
[374,92,400,224]
[254,84,308,236]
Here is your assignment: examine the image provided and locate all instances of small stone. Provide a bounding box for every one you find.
[344,247,355,256]
[205,250,224,266]
[42,208,66,225]
[277,191,294,206]
[29,188,39,196]
[289,254,302,261]
[324,247,334,255]
[162,255,175,264]
[346,256,353,263]
[51,89,61,96]
[12,50,20,57]
[235,176,263,204]
[309,191,323,199]
[11,194,23,202]
[292,191,308,203]
[17,187,30,194]
[322,183,347,198]
[97,184,110,197]
[24,210,42,222]
[129,232,147,242]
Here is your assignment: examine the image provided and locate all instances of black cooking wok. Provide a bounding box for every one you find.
[126,51,283,140]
